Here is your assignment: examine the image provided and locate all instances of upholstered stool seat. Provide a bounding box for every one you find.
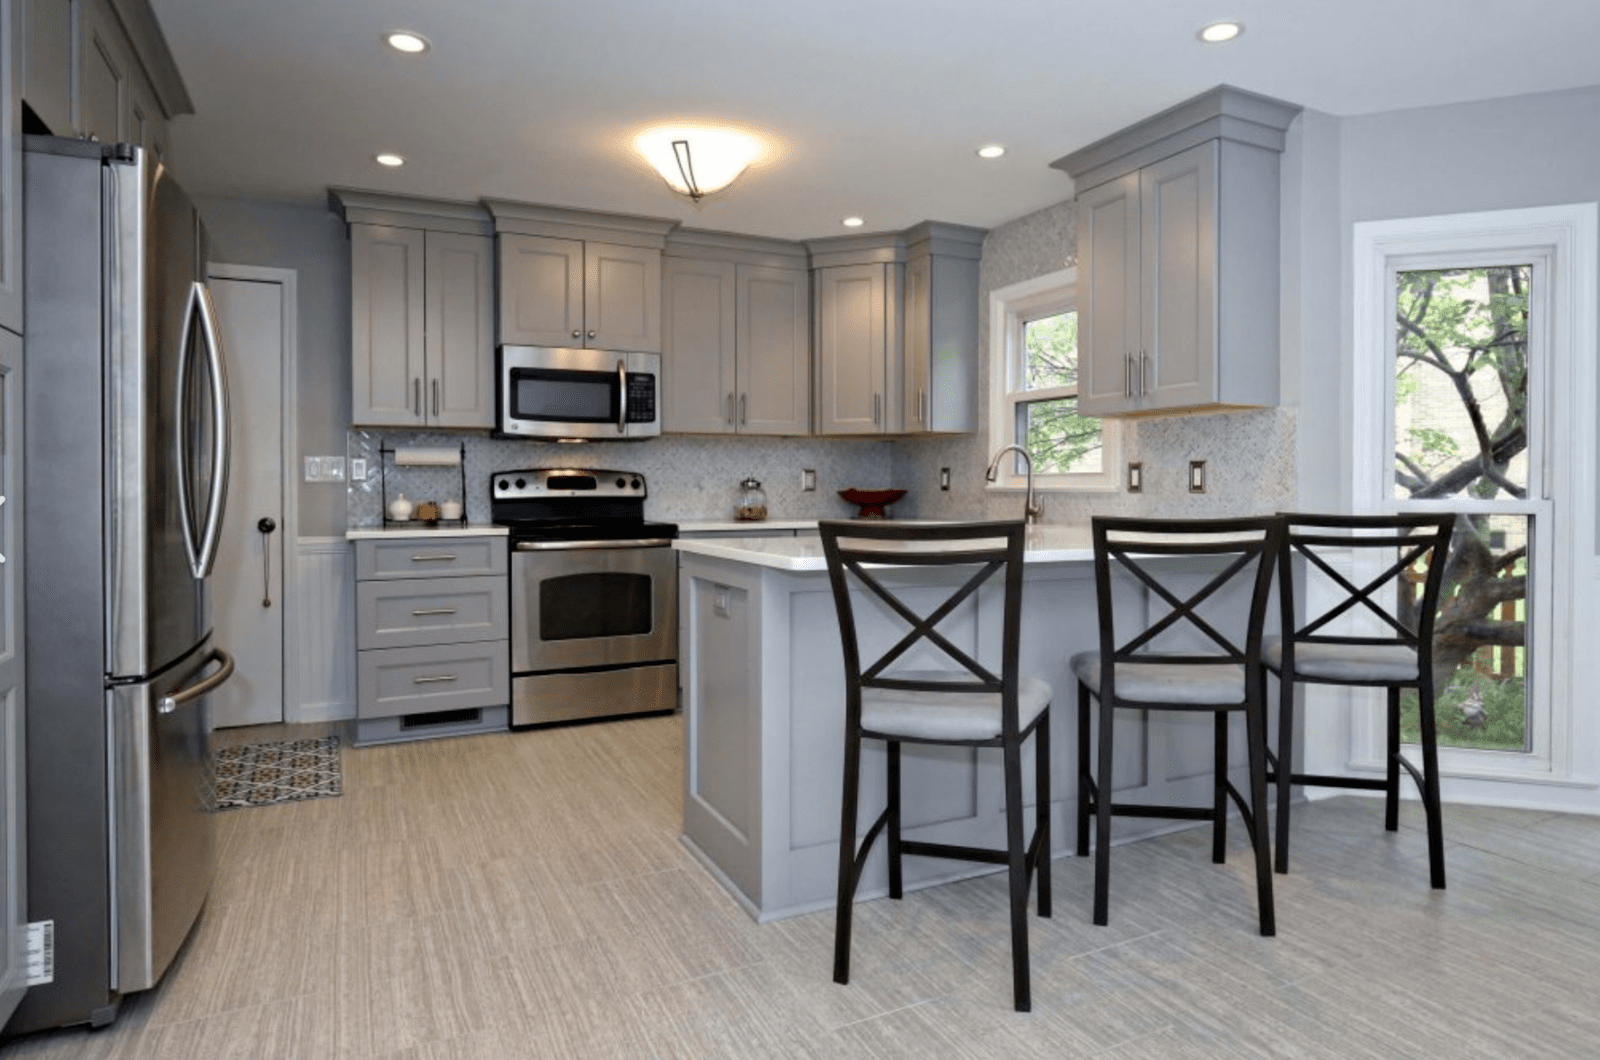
[1070,653,1246,706]
[862,672,1053,741]
[1260,637,1419,682]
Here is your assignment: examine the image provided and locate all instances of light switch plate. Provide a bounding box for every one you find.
[802,469,816,492]
[303,455,346,483]
[1188,460,1207,493]
[1127,462,1143,493]
[940,467,951,491]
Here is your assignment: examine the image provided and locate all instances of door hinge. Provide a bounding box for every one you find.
[25,920,55,985]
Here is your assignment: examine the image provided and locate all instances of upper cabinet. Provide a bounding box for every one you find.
[330,191,496,430]
[2,0,22,335]
[662,230,810,436]
[1053,85,1301,417]
[486,202,674,353]
[813,258,897,435]
[21,0,189,159]
[901,222,982,434]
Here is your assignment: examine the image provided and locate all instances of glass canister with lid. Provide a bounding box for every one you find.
[736,477,769,522]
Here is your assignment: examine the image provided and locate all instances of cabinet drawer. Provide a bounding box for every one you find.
[358,640,510,719]
[357,576,509,650]
[355,536,507,579]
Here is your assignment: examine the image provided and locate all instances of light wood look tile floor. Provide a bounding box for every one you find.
[6,713,1600,1059]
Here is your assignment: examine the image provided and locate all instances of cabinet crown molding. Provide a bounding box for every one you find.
[327,189,493,236]
[665,228,810,269]
[483,200,678,248]
[903,221,986,261]
[1051,84,1303,194]
[108,0,194,117]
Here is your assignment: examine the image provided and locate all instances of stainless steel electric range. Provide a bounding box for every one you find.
[490,468,679,727]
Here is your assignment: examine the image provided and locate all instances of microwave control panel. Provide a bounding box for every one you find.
[625,373,657,423]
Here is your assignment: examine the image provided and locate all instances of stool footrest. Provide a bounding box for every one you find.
[900,839,1011,865]
[1107,803,1215,821]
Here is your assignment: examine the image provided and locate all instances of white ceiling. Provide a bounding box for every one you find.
[147,0,1600,242]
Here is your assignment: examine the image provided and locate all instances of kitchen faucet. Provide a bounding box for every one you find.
[985,445,1042,525]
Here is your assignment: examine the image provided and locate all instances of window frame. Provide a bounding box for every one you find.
[986,267,1120,493]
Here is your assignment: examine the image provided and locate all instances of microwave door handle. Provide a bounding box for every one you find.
[192,283,232,579]
[616,360,627,435]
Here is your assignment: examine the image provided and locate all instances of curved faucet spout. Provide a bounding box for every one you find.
[985,444,1042,525]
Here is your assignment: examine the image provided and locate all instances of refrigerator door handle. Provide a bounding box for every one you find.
[157,647,235,714]
[175,281,233,579]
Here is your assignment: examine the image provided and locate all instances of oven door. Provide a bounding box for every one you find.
[511,539,677,672]
[498,346,660,440]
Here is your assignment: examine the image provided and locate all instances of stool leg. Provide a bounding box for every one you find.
[1415,677,1447,889]
[833,730,862,986]
[1245,682,1276,937]
[1093,694,1115,926]
[1076,683,1091,858]
[887,740,903,900]
[1003,738,1031,1012]
[1212,711,1228,864]
[1273,665,1295,874]
[1035,712,1052,918]
[1385,688,1402,831]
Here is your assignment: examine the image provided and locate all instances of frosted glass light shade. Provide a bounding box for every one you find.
[635,126,762,199]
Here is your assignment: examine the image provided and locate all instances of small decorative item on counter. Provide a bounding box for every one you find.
[387,492,414,521]
[838,487,907,519]
[439,500,463,521]
[415,501,441,524]
[736,478,769,522]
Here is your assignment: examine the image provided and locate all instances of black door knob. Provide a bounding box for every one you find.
[258,516,277,534]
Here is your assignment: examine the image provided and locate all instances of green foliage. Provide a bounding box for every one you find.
[1399,676,1526,752]
[1026,397,1101,474]
[1024,313,1079,389]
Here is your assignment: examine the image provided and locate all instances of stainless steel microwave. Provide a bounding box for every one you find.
[496,345,662,440]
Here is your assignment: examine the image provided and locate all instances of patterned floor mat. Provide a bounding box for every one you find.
[214,736,343,809]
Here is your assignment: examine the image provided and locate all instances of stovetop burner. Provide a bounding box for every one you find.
[489,468,677,541]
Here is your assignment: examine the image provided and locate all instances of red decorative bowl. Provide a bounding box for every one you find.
[838,487,907,519]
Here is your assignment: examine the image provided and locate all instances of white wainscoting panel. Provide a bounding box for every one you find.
[289,537,357,723]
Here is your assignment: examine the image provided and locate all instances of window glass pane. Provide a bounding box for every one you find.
[1021,397,1102,474]
[1400,513,1530,752]
[1393,266,1531,501]
[1023,311,1078,390]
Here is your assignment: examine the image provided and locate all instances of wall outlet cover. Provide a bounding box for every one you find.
[1188,460,1207,493]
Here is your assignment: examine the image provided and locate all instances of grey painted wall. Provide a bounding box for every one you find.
[1334,84,1600,551]
[197,195,352,537]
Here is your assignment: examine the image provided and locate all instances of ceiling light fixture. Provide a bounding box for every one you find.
[374,152,405,167]
[634,125,763,203]
[386,31,431,54]
[977,145,1006,159]
[1198,21,1243,43]
[842,217,865,228]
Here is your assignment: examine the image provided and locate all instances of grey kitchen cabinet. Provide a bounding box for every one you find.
[2,0,21,335]
[497,233,662,352]
[20,0,70,135]
[1056,85,1301,417]
[353,535,509,746]
[813,261,901,435]
[900,222,982,434]
[336,197,496,430]
[662,231,810,436]
[77,0,126,143]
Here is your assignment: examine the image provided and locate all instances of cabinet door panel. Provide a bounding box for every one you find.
[1077,171,1140,416]
[350,225,426,426]
[1,0,22,333]
[816,264,886,435]
[78,0,125,144]
[1140,142,1217,409]
[498,234,584,347]
[662,257,736,433]
[901,254,930,431]
[737,264,809,435]
[21,0,73,135]
[585,241,661,353]
[425,231,494,428]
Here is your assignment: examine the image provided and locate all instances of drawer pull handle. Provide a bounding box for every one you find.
[411,554,457,562]
[413,674,459,685]
[411,607,458,616]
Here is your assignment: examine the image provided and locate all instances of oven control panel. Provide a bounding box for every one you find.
[490,468,647,501]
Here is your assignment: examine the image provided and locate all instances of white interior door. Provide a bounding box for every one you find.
[208,270,291,728]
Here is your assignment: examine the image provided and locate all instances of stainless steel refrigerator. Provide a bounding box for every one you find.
[8,137,234,1033]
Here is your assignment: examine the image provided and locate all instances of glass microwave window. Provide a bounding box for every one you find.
[540,572,653,641]
[511,369,617,423]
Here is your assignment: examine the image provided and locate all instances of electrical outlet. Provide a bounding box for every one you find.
[1189,460,1207,493]
[350,457,368,481]
[802,468,816,492]
[940,467,950,491]
[1127,462,1143,493]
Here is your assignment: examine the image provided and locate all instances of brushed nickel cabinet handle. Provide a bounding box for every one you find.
[411,607,458,616]
[413,674,459,685]
[411,553,456,562]
[432,379,439,417]
[740,393,748,425]
[873,393,881,425]
[414,378,422,415]
[571,329,581,339]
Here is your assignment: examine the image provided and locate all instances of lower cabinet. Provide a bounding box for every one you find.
[353,536,510,745]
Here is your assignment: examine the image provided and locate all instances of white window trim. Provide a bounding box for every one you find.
[986,267,1120,492]
[1349,203,1598,792]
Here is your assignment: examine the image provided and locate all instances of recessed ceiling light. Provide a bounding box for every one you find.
[386,31,431,54]
[977,145,1006,159]
[1198,21,1243,43]
[842,217,865,228]
[374,153,405,167]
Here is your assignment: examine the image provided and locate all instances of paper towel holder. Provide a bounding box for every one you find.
[378,441,468,527]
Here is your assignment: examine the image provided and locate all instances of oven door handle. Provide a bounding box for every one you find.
[515,538,674,552]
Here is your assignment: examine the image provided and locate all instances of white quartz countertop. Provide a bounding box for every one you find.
[345,523,509,540]
[673,524,1095,571]
[677,519,818,533]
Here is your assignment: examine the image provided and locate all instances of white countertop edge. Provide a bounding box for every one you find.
[346,524,509,540]
[674,526,1095,572]
[677,519,818,533]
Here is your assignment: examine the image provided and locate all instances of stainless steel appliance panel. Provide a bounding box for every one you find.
[111,638,227,992]
[511,542,677,672]
[513,660,677,726]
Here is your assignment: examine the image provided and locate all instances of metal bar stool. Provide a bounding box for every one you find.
[1073,515,1281,935]
[819,519,1052,1012]
[1264,512,1456,888]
